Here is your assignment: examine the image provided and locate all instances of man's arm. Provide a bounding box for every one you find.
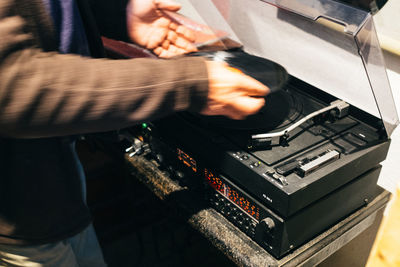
[0,2,208,138]
[0,0,268,138]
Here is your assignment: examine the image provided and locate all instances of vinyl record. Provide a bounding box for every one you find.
[191,49,288,93]
[190,50,291,131]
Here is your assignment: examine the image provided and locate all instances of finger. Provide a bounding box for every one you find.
[154,17,171,28]
[233,72,270,96]
[168,27,196,51]
[176,25,196,42]
[174,46,188,55]
[155,0,181,11]
[154,45,179,58]
[162,40,170,49]
[169,22,178,30]
[158,46,185,58]
[159,49,171,58]
[153,46,178,58]
[167,44,179,55]
[153,47,164,56]
[147,28,168,49]
[167,31,197,54]
[167,30,178,43]
[173,36,197,51]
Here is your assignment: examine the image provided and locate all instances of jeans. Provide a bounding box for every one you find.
[0,223,107,267]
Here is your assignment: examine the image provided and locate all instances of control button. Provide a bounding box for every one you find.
[155,154,164,164]
[250,161,261,168]
[265,170,275,176]
[271,173,289,186]
[225,207,232,216]
[276,160,299,176]
[272,173,281,180]
[260,217,275,233]
[240,155,250,160]
[174,170,185,179]
[233,152,241,158]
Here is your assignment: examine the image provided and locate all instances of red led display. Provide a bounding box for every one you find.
[204,169,224,193]
[204,169,260,221]
[177,148,197,173]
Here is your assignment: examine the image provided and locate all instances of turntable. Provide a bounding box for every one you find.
[134,0,399,259]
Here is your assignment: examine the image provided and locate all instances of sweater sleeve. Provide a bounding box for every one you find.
[0,3,209,139]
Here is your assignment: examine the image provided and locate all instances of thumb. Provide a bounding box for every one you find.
[155,0,181,11]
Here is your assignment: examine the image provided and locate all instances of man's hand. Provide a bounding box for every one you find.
[127,0,198,58]
[202,61,270,120]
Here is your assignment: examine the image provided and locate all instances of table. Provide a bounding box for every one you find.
[125,154,390,267]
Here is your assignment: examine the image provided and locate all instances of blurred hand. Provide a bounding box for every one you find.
[202,61,270,120]
[127,0,198,58]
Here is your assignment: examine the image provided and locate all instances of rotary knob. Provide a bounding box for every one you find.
[260,217,275,233]
[254,217,276,245]
[174,170,185,179]
[155,153,164,164]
